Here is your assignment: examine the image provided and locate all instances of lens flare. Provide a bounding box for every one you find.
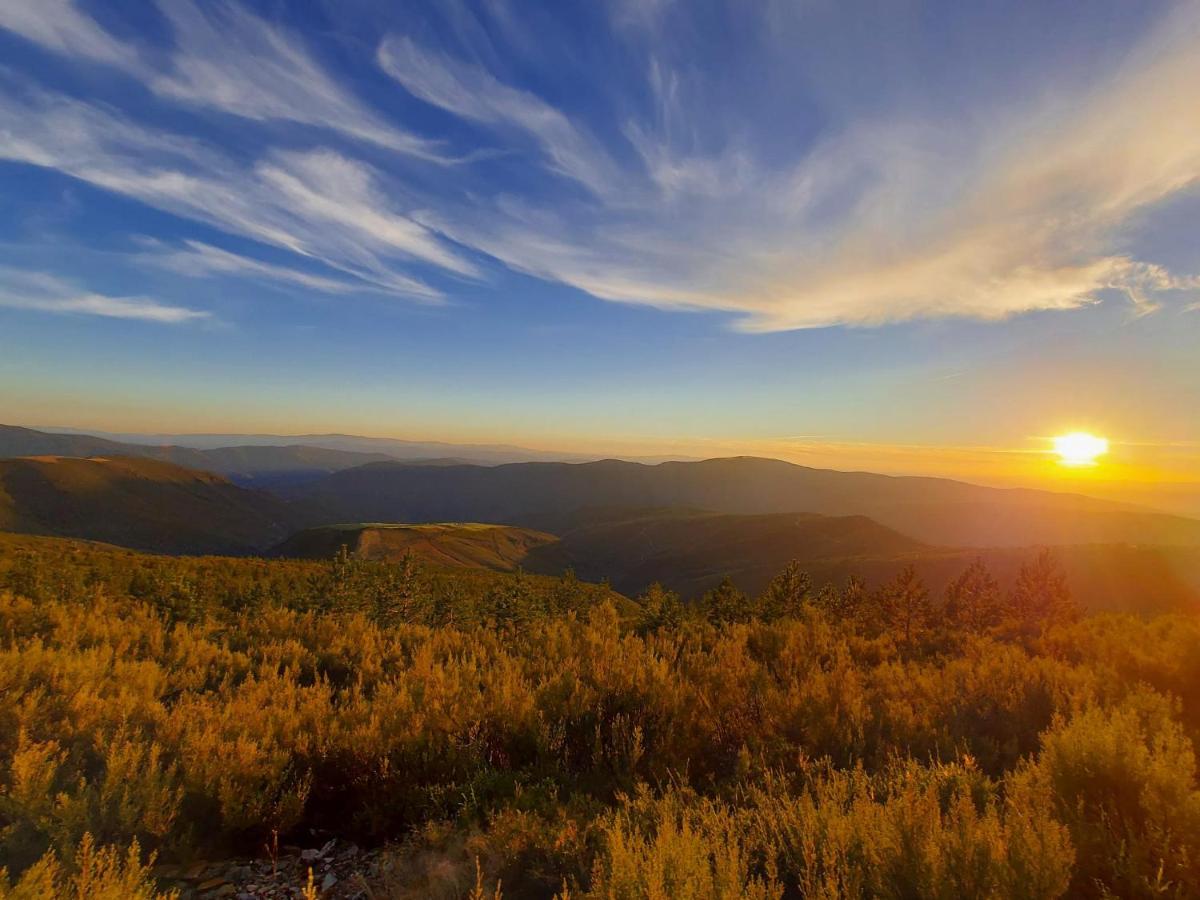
[1053,432,1109,466]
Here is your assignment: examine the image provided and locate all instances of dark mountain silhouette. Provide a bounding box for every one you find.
[0,456,308,555]
[289,457,1200,548]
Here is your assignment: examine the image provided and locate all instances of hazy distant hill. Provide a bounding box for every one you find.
[275,522,563,572]
[514,508,1200,613]
[0,424,394,484]
[523,509,926,593]
[290,457,1200,548]
[35,426,670,465]
[0,456,306,554]
[270,509,1200,614]
[523,511,916,595]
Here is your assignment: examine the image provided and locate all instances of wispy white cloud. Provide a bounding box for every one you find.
[0,0,446,158]
[152,1,445,158]
[608,0,677,34]
[0,266,207,322]
[397,2,1200,330]
[256,149,477,280]
[135,239,374,294]
[0,82,470,299]
[0,0,138,69]
[378,35,617,195]
[715,3,1200,330]
[2,0,1198,331]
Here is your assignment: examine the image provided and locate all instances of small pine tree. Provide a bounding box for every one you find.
[550,568,586,616]
[814,574,868,622]
[637,582,685,633]
[1008,548,1077,630]
[325,543,361,613]
[873,564,932,650]
[760,560,812,620]
[371,552,423,626]
[703,577,752,625]
[944,558,1004,634]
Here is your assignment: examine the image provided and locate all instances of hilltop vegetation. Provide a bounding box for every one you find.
[276,522,562,572]
[2,534,1199,898]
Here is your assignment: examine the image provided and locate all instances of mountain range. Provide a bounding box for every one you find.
[286,457,1200,548]
[3,423,1200,613]
[0,424,402,485]
[33,425,695,466]
[272,512,1200,614]
[0,456,305,555]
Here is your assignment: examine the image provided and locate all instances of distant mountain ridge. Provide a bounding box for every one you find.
[533,508,1200,613]
[289,456,1200,549]
[0,424,395,484]
[0,456,309,554]
[522,508,928,592]
[33,425,698,466]
[271,510,1200,615]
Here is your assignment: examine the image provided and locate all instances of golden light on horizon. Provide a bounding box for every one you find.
[1053,432,1109,467]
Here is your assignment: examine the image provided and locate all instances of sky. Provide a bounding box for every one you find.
[0,0,1197,502]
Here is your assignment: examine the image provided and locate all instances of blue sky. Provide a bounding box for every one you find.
[0,0,1197,488]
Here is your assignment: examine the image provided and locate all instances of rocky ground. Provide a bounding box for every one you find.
[154,838,391,899]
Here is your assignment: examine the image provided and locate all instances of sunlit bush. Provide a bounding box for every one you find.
[1,538,1198,898]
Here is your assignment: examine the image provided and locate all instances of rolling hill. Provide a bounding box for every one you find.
[32,426,654,465]
[0,456,308,555]
[274,522,563,571]
[269,509,1200,614]
[507,508,1198,612]
[521,508,926,594]
[518,508,1199,613]
[289,457,1200,548]
[0,424,394,485]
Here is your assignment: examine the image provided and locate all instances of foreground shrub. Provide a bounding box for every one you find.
[579,762,1073,900]
[0,833,174,900]
[2,540,1200,897]
[1029,693,1200,898]
[588,787,780,900]
[746,762,1072,900]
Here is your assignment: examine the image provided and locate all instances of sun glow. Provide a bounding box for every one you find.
[1053,432,1109,466]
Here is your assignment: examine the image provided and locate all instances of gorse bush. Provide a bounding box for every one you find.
[0,535,1197,897]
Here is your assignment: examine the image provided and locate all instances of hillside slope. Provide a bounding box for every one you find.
[0,456,305,554]
[275,522,563,572]
[526,508,1200,614]
[523,508,926,595]
[0,424,393,484]
[292,457,1200,548]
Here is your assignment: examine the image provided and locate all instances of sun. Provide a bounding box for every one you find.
[1053,432,1109,466]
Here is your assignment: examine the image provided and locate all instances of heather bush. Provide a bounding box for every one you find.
[0,834,173,900]
[1,538,1198,898]
[1028,692,1200,898]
